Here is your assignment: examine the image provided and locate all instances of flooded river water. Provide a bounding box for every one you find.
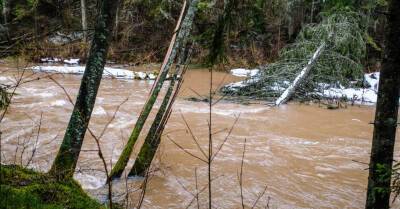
[1,66,399,209]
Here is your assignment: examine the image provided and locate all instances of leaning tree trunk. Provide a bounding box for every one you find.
[365,1,400,208]
[109,0,199,179]
[275,42,326,106]
[129,42,192,176]
[81,0,88,42]
[49,0,120,180]
[129,77,177,176]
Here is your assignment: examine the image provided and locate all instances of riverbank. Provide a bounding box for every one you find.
[21,61,384,105]
[0,164,114,209]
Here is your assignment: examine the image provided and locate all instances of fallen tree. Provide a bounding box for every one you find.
[275,42,326,105]
[223,11,367,104]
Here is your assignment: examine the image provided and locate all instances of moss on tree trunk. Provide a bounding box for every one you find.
[49,0,120,180]
[110,0,198,179]
[365,1,400,208]
[129,78,176,176]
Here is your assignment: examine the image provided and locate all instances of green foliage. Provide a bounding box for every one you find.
[2,0,386,67]
[280,10,366,83]
[10,0,39,21]
[366,33,382,51]
[225,11,367,100]
[14,4,31,20]
[0,165,107,209]
[322,0,362,12]
[376,0,388,7]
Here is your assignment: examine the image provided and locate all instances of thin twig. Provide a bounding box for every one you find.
[211,114,240,162]
[250,185,268,209]
[26,112,43,167]
[166,135,207,163]
[239,138,247,209]
[195,168,200,209]
[180,112,208,159]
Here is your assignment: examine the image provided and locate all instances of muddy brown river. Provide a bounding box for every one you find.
[1,66,399,209]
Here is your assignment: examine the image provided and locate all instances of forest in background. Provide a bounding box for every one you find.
[0,0,399,209]
[0,0,389,69]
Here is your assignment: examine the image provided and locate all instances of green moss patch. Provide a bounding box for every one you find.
[0,164,106,209]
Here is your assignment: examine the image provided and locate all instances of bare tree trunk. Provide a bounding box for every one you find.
[365,1,400,208]
[207,0,235,65]
[2,0,7,25]
[310,0,315,23]
[81,0,88,42]
[114,2,120,39]
[287,2,294,40]
[275,42,326,105]
[49,0,121,180]
[110,0,199,179]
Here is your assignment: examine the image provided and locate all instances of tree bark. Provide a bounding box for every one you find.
[2,0,7,25]
[310,0,315,23]
[114,2,120,39]
[275,42,326,106]
[287,2,294,40]
[128,43,192,176]
[129,77,176,176]
[49,0,120,180]
[365,1,400,208]
[208,0,235,65]
[81,0,88,42]
[110,0,199,179]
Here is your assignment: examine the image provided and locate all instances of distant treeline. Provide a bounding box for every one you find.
[0,0,388,69]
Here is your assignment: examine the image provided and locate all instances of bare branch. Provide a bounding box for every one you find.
[166,135,207,163]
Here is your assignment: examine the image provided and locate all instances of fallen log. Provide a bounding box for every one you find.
[275,42,326,106]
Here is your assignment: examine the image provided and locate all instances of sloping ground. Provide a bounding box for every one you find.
[0,164,109,209]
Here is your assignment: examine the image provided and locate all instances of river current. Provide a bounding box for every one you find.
[1,66,399,208]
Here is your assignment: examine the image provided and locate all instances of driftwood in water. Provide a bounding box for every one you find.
[275,42,326,106]
[110,0,198,179]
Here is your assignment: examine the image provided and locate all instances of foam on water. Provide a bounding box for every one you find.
[74,172,105,190]
[93,106,107,115]
[50,100,67,107]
